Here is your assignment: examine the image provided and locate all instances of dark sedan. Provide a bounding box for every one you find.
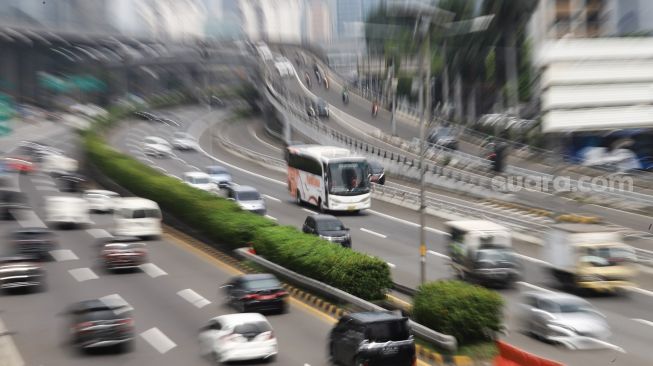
[10,228,57,260]
[0,190,29,220]
[223,274,288,314]
[55,173,87,193]
[99,238,148,271]
[368,161,385,185]
[0,256,45,292]
[302,214,351,248]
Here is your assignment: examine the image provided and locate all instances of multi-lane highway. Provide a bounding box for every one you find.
[107,104,653,365]
[0,118,334,365]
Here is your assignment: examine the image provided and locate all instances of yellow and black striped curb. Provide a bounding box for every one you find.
[163,226,478,365]
[485,199,602,224]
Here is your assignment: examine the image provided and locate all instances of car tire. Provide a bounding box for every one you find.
[295,190,303,205]
[318,198,326,213]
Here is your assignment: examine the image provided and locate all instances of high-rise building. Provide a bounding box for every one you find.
[336,0,363,39]
[306,0,332,44]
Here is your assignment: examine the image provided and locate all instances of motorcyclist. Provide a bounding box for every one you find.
[305,72,312,88]
[342,87,349,104]
[371,100,379,117]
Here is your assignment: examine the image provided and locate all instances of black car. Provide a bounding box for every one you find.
[306,98,329,118]
[302,214,351,248]
[329,312,416,366]
[369,161,386,185]
[55,173,87,193]
[223,274,288,314]
[0,190,29,220]
[66,299,134,352]
[10,228,57,260]
[427,126,458,150]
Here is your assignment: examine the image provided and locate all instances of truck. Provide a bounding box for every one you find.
[42,154,78,176]
[543,224,638,292]
[445,220,521,287]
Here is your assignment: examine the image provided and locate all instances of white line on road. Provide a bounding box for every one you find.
[386,262,396,268]
[516,281,555,294]
[427,250,450,259]
[514,253,550,266]
[627,286,653,298]
[189,165,200,171]
[248,124,282,152]
[35,185,58,192]
[16,210,46,228]
[86,228,112,239]
[140,327,177,354]
[177,288,212,309]
[263,194,281,202]
[265,214,278,221]
[49,249,78,262]
[360,228,387,238]
[99,294,133,314]
[367,210,449,235]
[302,208,317,214]
[633,318,653,328]
[139,263,168,278]
[154,166,167,173]
[139,157,154,164]
[68,268,99,282]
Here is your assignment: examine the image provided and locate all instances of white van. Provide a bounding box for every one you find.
[42,154,78,175]
[44,196,92,228]
[113,197,162,238]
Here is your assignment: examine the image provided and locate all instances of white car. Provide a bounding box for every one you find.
[206,165,232,187]
[198,313,277,363]
[183,172,217,192]
[83,190,120,213]
[225,185,266,215]
[171,132,197,151]
[143,136,173,158]
[44,196,92,228]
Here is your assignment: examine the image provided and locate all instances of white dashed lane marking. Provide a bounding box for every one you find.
[140,327,177,354]
[99,294,133,315]
[265,215,278,221]
[427,250,450,259]
[86,228,112,239]
[263,194,281,202]
[68,268,99,282]
[301,208,317,214]
[139,263,168,278]
[177,289,212,309]
[49,249,78,262]
[360,228,387,239]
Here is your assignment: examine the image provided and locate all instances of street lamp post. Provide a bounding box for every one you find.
[417,22,430,285]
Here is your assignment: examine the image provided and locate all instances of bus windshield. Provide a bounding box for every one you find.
[327,161,370,195]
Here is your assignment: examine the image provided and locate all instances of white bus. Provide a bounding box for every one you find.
[285,145,371,212]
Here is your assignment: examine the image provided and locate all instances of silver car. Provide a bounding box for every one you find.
[226,185,266,216]
[519,291,612,349]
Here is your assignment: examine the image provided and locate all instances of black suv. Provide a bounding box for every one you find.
[329,312,416,366]
[223,273,288,314]
[66,299,134,352]
[302,214,351,248]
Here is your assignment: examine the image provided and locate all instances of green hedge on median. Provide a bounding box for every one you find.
[253,226,392,300]
[84,111,392,300]
[413,280,504,345]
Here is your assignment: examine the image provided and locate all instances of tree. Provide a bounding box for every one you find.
[481,0,539,116]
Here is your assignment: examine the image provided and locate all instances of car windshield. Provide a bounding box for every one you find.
[244,278,280,290]
[317,219,345,231]
[236,191,260,201]
[476,248,516,262]
[208,167,228,175]
[327,161,370,196]
[317,99,327,107]
[554,300,592,314]
[581,246,637,267]
[366,320,411,342]
[233,321,271,335]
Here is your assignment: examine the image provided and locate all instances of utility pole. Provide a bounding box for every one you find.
[418,16,431,286]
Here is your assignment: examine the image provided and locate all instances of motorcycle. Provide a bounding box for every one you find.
[371,103,379,118]
[342,92,349,105]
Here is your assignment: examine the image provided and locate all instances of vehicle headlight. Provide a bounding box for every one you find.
[319,235,332,240]
[548,323,576,336]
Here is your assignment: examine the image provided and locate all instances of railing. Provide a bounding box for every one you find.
[235,248,458,351]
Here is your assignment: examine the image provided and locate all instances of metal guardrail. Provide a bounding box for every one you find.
[234,248,458,351]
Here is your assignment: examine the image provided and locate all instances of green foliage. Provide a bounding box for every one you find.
[485,49,496,83]
[413,281,504,345]
[253,226,392,300]
[396,76,416,102]
[84,107,392,301]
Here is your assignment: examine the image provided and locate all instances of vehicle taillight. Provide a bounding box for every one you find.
[241,294,260,301]
[74,321,93,332]
[220,333,244,343]
[117,318,133,328]
[412,356,416,366]
[275,290,288,298]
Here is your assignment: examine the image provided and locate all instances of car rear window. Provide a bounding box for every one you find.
[233,321,271,335]
[243,278,280,290]
[366,320,410,342]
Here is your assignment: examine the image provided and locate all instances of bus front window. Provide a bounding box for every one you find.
[328,161,370,195]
